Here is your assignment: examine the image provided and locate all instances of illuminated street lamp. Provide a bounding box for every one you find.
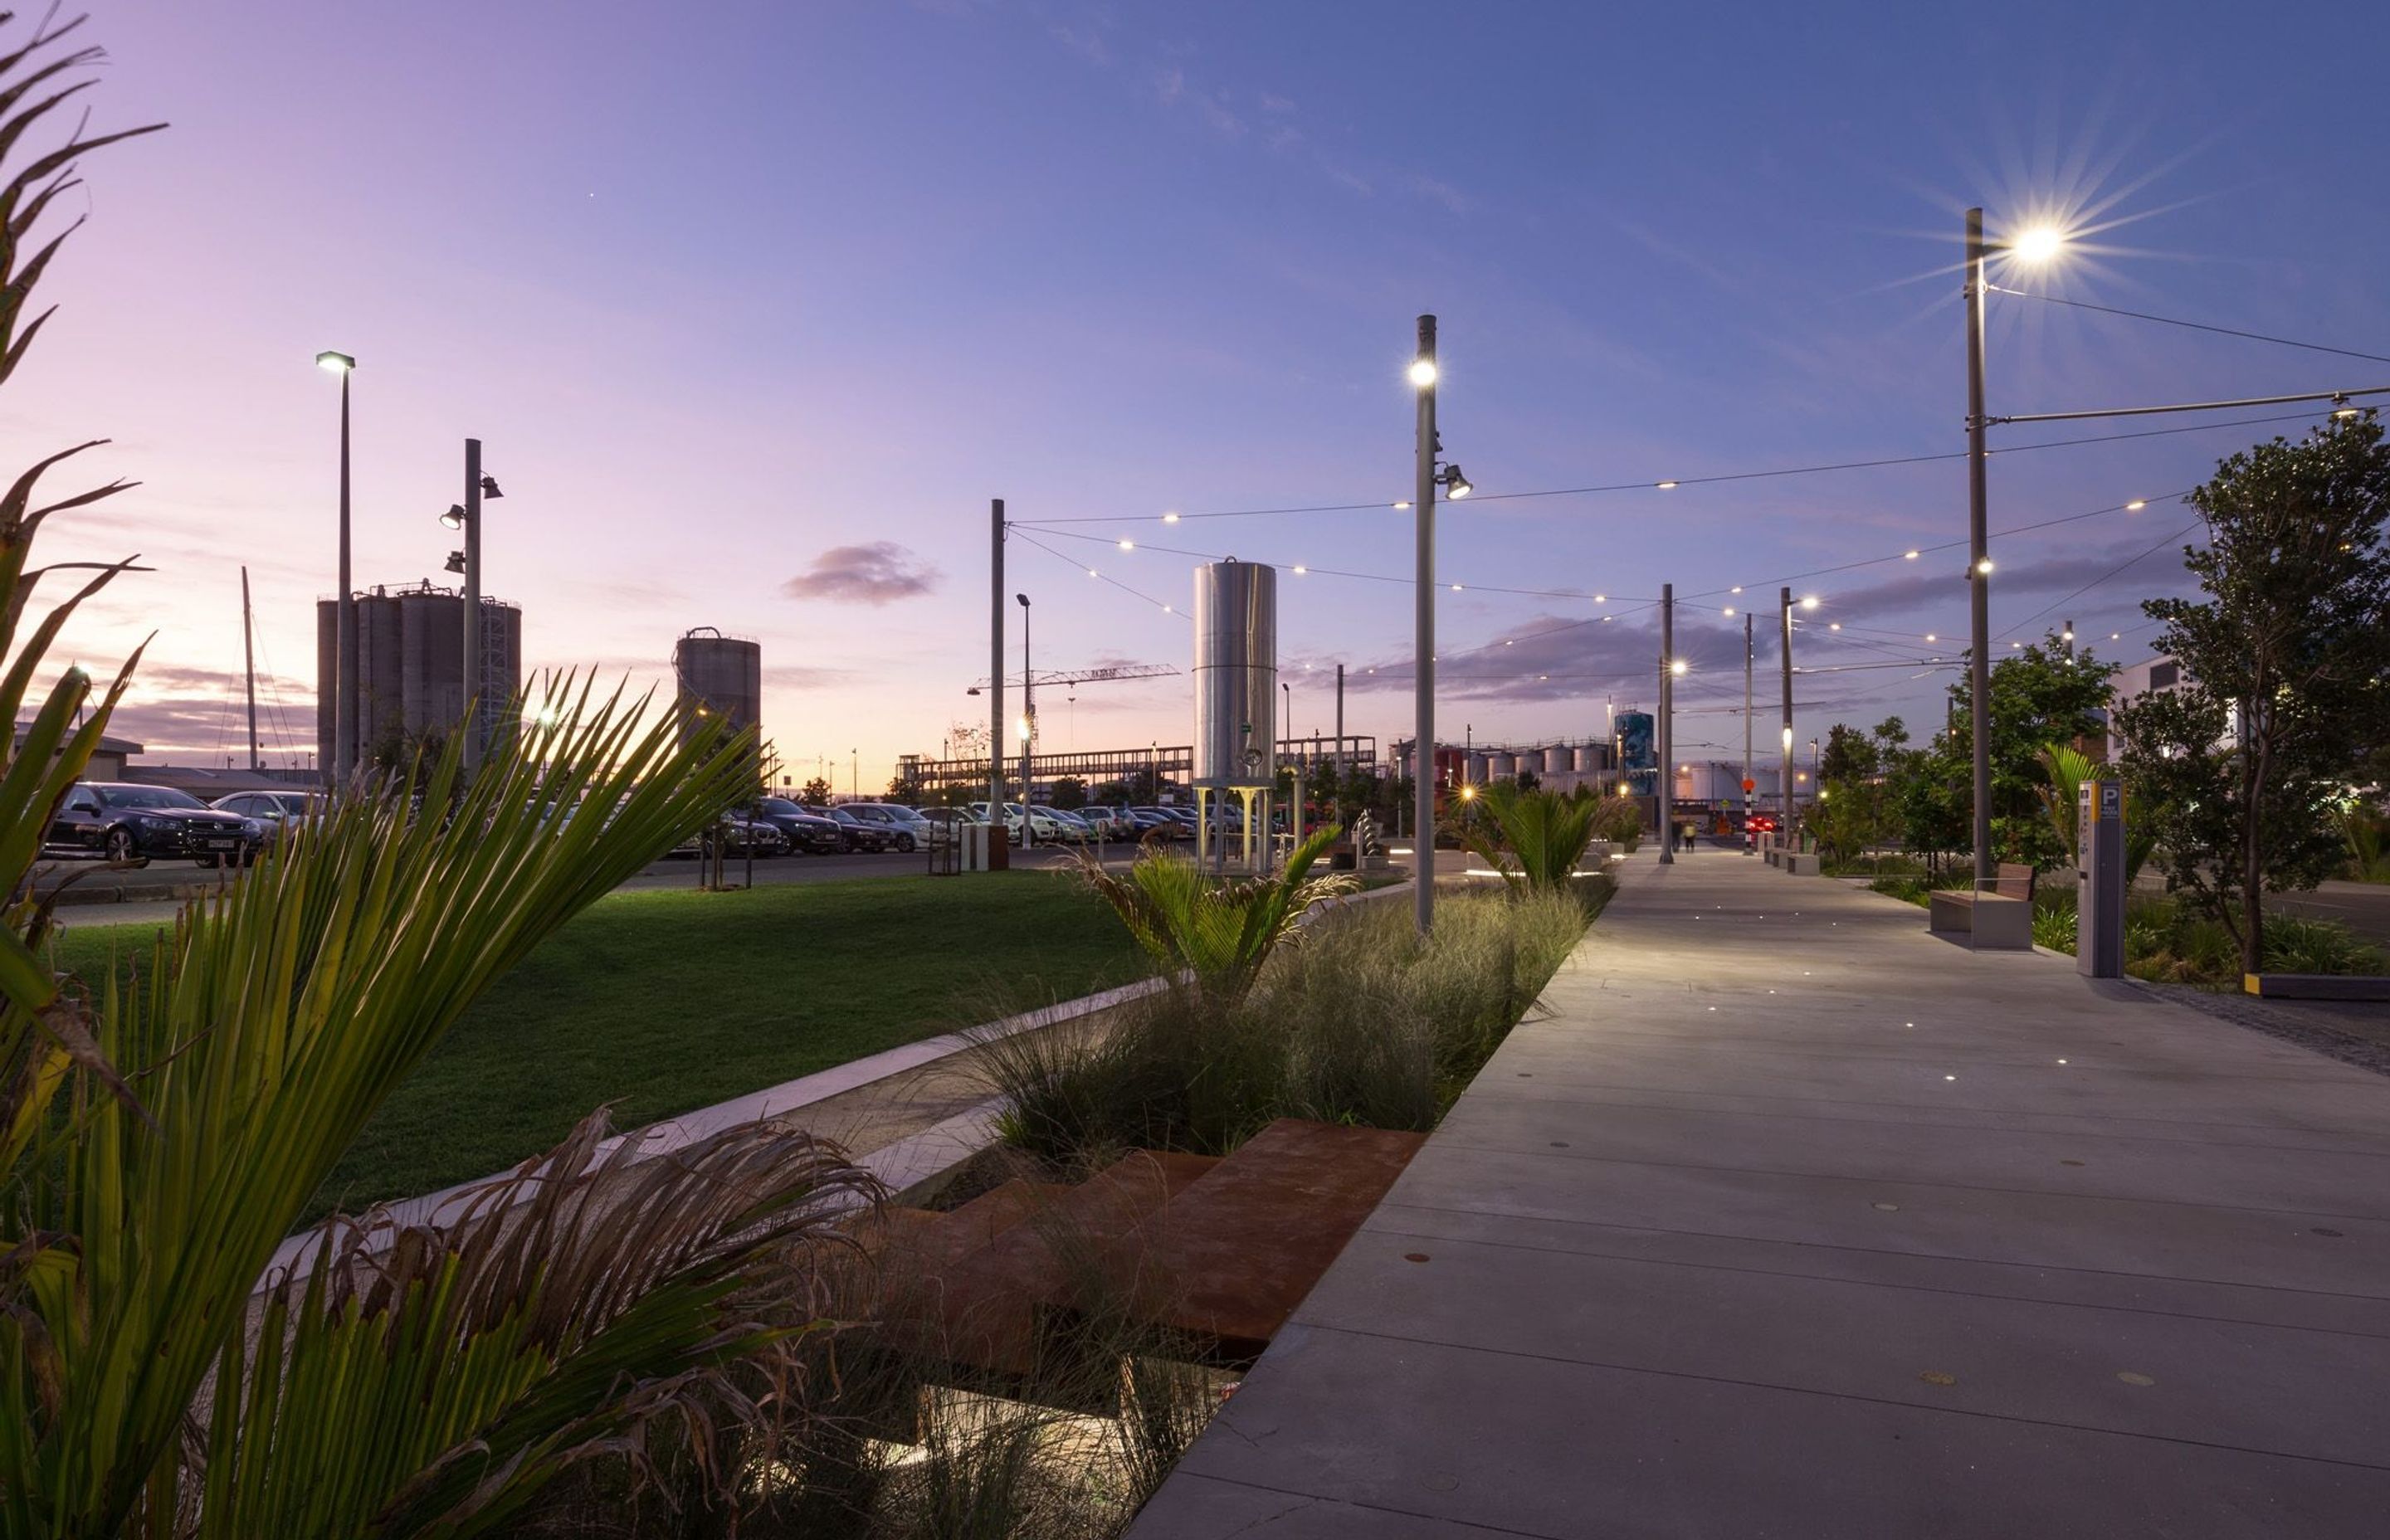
[316,349,356,783]
[1962,209,2065,891]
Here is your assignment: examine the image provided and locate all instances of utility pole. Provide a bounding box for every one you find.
[241,566,261,772]
[1334,662,1345,800]
[1964,206,1994,894]
[461,437,483,774]
[1742,610,1753,854]
[1658,582,1675,865]
[1412,314,1438,935]
[1780,587,1796,839]
[988,500,1007,869]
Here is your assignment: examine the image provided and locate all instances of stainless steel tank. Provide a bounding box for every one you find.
[1486,753,1515,777]
[1544,745,1573,774]
[1192,560,1277,787]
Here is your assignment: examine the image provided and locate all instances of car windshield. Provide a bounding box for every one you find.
[831,809,861,824]
[757,797,802,816]
[270,793,322,815]
[98,785,204,811]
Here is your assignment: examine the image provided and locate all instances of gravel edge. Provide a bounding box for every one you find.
[2128,979,2390,1079]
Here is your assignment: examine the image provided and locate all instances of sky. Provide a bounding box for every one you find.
[11,0,2390,791]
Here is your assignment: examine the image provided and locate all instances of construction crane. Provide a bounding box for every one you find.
[967,662,1179,699]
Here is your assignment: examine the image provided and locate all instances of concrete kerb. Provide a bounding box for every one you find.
[261,871,1422,1291]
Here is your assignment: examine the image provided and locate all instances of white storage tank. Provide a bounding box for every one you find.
[1486,753,1516,777]
[1192,560,1277,788]
[1544,745,1573,774]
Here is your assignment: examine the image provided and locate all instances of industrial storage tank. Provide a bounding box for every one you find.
[1578,743,1612,773]
[1615,711,1656,792]
[674,627,763,750]
[1467,752,1490,783]
[1544,745,1573,774]
[1192,560,1276,787]
[1486,753,1515,778]
[316,582,522,776]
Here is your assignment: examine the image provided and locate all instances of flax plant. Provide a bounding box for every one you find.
[1,19,878,1533]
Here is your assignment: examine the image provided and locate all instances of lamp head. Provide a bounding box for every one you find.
[479,475,504,500]
[1407,358,1438,388]
[444,550,466,574]
[1440,462,1473,499]
[315,350,355,374]
[440,504,466,530]
[1015,592,1030,608]
[2009,225,2066,265]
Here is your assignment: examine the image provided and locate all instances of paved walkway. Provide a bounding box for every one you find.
[1129,848,2390,1538]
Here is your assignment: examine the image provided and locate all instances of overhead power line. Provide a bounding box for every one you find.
[1007,404,2348,529]
[1989,285,2390,368]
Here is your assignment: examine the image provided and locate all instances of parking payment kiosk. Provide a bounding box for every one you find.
[2077,778,2124,977]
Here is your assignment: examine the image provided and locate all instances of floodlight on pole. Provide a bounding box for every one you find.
[440,504,466,530]
[1408,358,1438,387]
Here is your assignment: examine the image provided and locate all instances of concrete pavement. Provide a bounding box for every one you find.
[1129,846,2390,1538]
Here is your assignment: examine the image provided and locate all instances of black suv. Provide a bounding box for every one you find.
[51,782,256,865]
[748,797,849,855]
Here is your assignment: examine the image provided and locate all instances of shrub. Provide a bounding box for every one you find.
[981,889,1588,1165]
[1461,782,1601,894]
[1072,826,1354,1008]
[1869,876,1931,908]
[2261,914,2388,975]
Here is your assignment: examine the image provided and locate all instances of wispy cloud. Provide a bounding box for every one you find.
[780,543,941,606]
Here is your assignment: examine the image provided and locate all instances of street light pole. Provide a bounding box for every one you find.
[1743,610,1753,854]
[988,500,1007,868]
[1412,314,1438,935]
[461,436,483,774]
[1964,206,1994,893]
[1779,587,1795,839]
[316,350,357,786]
[1658,582,1675,865]
[1017,591,1033,848]
[1334,662,1345,796]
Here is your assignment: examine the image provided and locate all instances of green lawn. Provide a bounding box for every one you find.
[54,873,1148,1221]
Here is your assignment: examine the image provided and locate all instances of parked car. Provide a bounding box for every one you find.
[824,806,902,852]
[210,788,328,857]
[918,807,983,839]
[1127,807,1192,839]
[1076,805,1142,838]
[49,782,258,866]
[747,797,849,854]
[844,802,939,851]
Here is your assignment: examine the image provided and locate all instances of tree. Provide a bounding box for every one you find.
[885,772,923,803]
[1049,774,1088,810]
[1947,633,2119,870]
[1817,723,1880,786]
[2117,417,2390,974]
[800,774,832,804]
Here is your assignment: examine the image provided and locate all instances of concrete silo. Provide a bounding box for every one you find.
[316,581,521,777]
[673,628,763,777]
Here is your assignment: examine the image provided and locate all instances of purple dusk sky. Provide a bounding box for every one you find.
[13,2,2389,788]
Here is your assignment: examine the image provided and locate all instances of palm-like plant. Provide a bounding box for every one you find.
[1075,824,1355,1006]
[2035,742,2094,866]
[1461,782,1600,894]
[1,22,877,1533]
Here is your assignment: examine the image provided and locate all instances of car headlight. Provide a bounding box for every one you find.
[241,819,264,839]
[135,815,174,830]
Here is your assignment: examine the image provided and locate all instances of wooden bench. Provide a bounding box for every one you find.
[1928,863,2034,950]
